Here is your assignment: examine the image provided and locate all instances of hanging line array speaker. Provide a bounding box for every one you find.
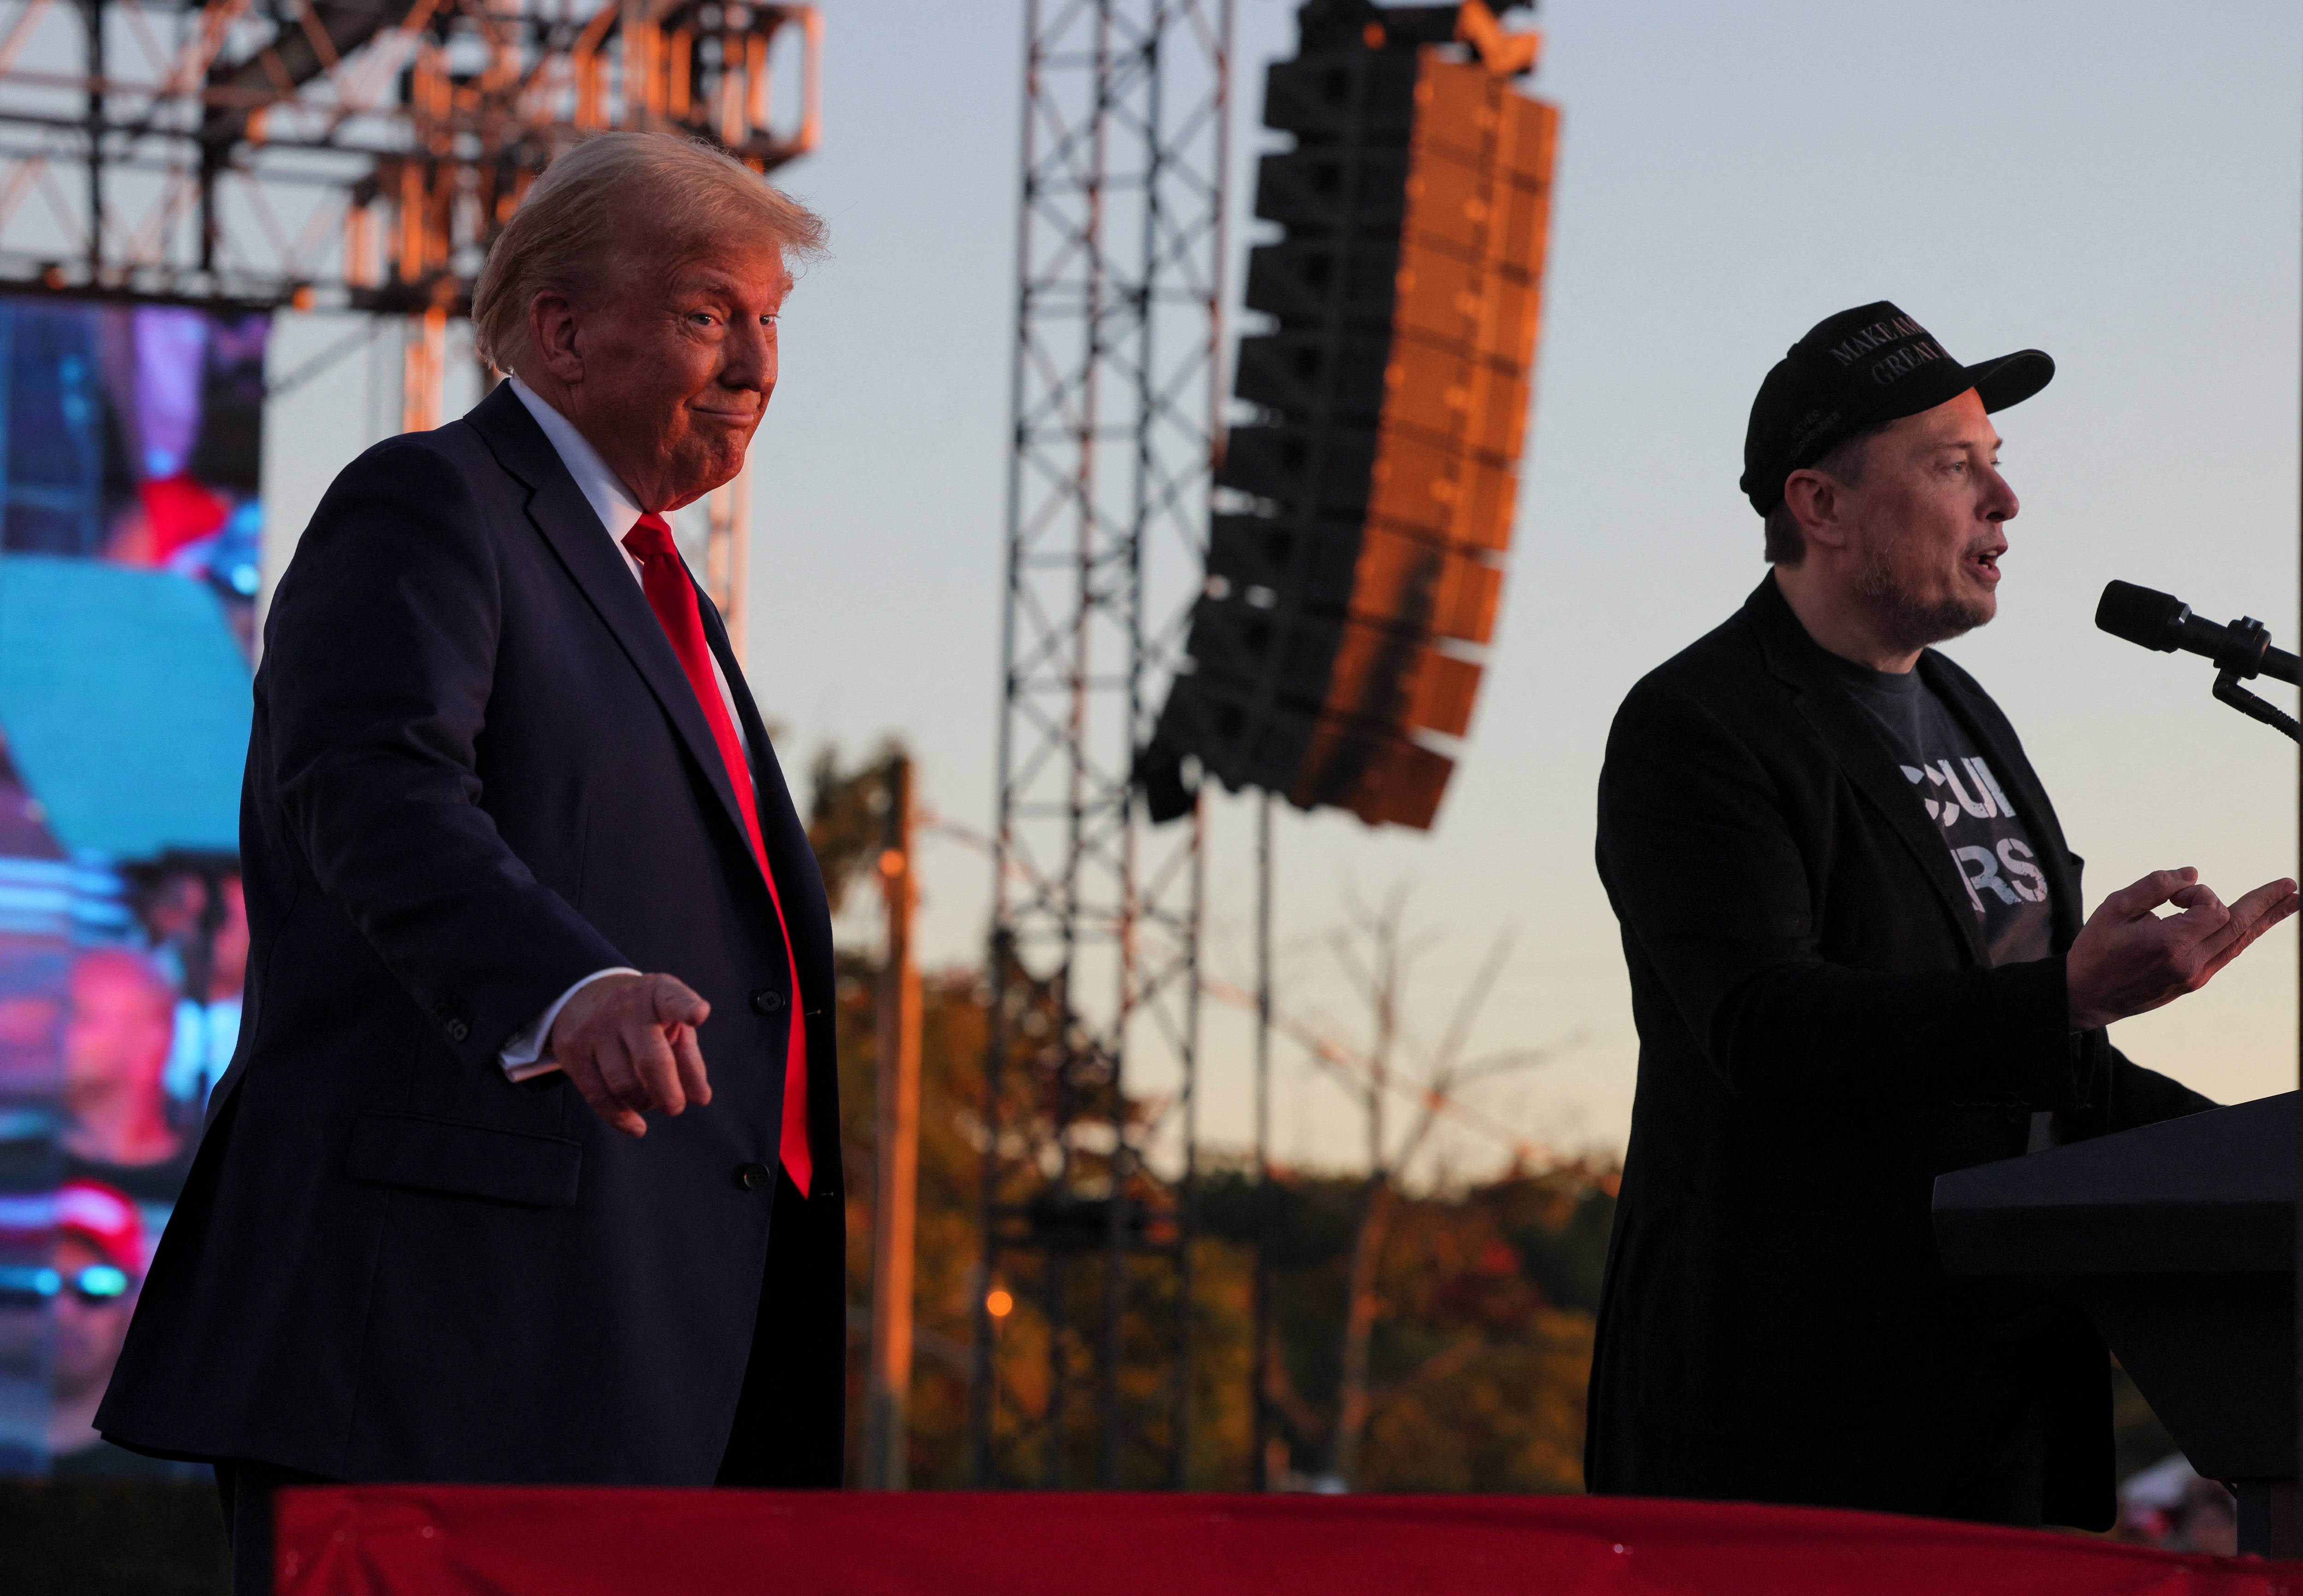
[1141,0,1555,831]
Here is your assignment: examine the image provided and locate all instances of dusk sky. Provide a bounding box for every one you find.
[261,0,2303,1180]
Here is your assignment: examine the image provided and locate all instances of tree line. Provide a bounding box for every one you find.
[808,746,1619,1491]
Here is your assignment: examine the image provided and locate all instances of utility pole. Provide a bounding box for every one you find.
[864,753,922,1490]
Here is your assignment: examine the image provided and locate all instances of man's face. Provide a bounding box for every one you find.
[210,877,250,995]
[142,872,249,996]
[557,232,788,512]
[1839,389,2018,651]
[63,956,174,1096]
[50,1234,134,1398]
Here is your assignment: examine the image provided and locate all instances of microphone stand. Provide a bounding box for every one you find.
[2207,617,2302,743]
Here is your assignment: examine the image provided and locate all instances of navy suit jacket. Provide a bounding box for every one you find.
[96,382,844,1484]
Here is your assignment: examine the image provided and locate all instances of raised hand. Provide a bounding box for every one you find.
[2066,867,2298,1031]
[546,971,713,1137]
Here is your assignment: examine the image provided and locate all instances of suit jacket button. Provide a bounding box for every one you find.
[445,1019,469,1043]
[750,988,786,1015]
[736,1162,771,1191]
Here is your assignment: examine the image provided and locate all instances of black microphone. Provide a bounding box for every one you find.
[2095,580,2299,687]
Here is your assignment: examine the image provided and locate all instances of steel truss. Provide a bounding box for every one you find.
[973,0,1233,1489]
[0,0,816,617]
[0,0,818,307]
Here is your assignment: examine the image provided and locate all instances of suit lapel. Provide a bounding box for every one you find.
[1743,578,1988,965]
[462,386,761,879]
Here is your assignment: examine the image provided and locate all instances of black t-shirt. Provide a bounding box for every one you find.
[1828,656,2054,968]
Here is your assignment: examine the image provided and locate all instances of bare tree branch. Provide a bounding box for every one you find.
[1420,928,1517,1084]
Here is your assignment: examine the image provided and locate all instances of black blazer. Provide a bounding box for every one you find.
[96,384,845,1485]
[1586,575,2208,1528]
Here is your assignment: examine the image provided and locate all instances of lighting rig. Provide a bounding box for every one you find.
[0,0,819,619]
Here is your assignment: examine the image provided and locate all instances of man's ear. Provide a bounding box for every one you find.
[1782,468,1853,554]
[526,291,584,386]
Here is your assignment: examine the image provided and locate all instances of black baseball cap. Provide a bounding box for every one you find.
[1740,301,2053,515]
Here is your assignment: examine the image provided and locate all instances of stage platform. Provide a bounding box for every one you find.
[273,1486,2296,1594]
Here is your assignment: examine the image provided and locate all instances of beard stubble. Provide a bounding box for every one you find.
[1852,525,1992,656]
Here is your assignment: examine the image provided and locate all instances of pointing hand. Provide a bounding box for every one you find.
[546,972,713,1137]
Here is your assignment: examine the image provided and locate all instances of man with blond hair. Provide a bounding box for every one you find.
[98,133,840,1586]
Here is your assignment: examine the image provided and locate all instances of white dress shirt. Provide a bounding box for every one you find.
[496,376,751,1080]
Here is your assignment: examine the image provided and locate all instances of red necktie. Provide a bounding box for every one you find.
[621,513,811,1193]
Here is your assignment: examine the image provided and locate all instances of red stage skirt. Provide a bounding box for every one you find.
[274,1487,2292,1595]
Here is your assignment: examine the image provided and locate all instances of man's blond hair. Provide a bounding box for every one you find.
[470,132,827,374]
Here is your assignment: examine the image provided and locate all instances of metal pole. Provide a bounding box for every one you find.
[1252,789,1274,1488]
[81,0,101,279]
[1172,792,1204,1488]
[1105,0,1150,1491]
[1085,0,1120,1495]
[969,938,1009,1488]
[1181,0,1233,1496]
[864,755,921,1490]
[971,0,1042,1481]
[2291,102,2302,1554]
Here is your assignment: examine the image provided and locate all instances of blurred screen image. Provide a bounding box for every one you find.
[0,298,266,653]
[0,290,264,1477]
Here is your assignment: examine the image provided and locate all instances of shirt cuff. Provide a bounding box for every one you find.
[499,967,642,1081]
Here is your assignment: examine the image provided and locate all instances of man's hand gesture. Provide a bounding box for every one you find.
[548,972,713,1137]
[2066,867,2298,1031]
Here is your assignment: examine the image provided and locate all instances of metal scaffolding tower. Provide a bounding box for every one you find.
[0,0,818,620]
[972,0,1233,1490]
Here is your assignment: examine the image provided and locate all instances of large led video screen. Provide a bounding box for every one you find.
[0,293,263,1479]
